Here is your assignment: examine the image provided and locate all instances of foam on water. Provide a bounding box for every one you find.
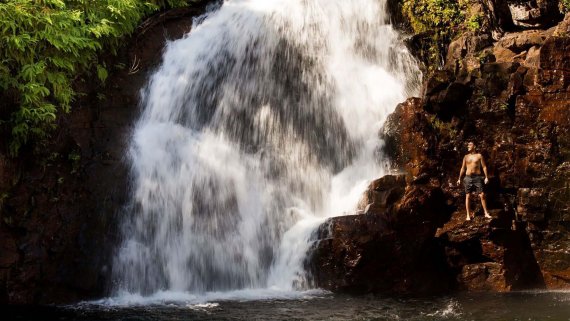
[112,0,421,301]
[426,299,462,319]
[83,289,329,307]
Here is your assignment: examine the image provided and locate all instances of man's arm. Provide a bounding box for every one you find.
[457,156,466,185]
[480,154,489,184]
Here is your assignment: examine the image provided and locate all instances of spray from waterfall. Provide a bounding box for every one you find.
[113,0,421,296]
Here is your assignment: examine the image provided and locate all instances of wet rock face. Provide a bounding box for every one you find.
[307,175,453,294]
[307,174,544,294]
[382,98,437,177]
[486,0,516,34]
[436,211,544,291]
[384,12,570,290]
[356,174,406,214]
[0,7,205,305]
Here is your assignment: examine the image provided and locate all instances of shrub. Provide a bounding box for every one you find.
[561,0,570,13]
[0,0,196,155]
[401,0,467,73]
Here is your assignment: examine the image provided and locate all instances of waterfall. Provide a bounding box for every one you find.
[113,0,421,296]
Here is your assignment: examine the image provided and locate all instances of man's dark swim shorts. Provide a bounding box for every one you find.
[464,175,484,194]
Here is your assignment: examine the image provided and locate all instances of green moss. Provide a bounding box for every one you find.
[68,149,81,174]
[429,114,457,138]
[466,13,483,32]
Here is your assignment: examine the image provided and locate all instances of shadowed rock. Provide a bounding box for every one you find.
[306,175,452,294]
[382,11,570,291]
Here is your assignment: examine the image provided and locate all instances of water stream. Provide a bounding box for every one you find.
[112,0,421,298]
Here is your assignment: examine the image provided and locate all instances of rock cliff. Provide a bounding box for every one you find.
[389,9,570,290]
[0,7,206,304]
[309,1,569,293]
[308,175,454,294]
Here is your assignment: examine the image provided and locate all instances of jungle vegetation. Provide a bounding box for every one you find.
[0,0,200,155]
[2,0,567,155]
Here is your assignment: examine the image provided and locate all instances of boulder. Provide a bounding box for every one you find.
[493,29,551,64]
[496,30,549,52]
[458,263,509,292]
[523,45,541,67]
[445,32,494,73]
[381,98,437,177]
[507,0,562,28]
[356,174,406,214]
[539,36,570,71]
[426,82,472,120]
[356,174,450,229]
[307,175,452,294]
[436,211,545,291]
[553,12,570,36]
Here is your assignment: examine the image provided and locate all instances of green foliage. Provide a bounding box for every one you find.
[561,0,570,13]
[0,0,197,155]
[429,114,457,138]
[68,148,81,173]
[466,13,483,32]
[402,0,465,34]
[402,0,467,73]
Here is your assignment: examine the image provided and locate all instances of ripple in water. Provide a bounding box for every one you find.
[5,292,569,321]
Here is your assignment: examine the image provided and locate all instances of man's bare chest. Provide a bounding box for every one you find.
[466,155,481,164]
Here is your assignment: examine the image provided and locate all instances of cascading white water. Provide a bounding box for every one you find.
[113,0,421,297]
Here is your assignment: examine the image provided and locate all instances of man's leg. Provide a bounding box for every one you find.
[479,192,491,218]
[465,194,471,221]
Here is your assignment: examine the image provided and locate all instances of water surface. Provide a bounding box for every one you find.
[5,291,569,321]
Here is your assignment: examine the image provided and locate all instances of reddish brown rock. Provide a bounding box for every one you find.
[493,30,551,64]
[382,98,437,177]
[517,188,548,221]
[436,211,544,291]
[356,174,406,214]
[496,30,549,52]
[308,172,544,294]
[553,13,570,36]
[484,0,515,35]
[523,45,541,67]
[458,263,508,292]
[310,0,569,296]
[540,36,570,71]
[445,32,493,73]
[308,175,452,294]
[385,12,570,291]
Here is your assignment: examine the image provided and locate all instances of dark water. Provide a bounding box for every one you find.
[4,291,570,321]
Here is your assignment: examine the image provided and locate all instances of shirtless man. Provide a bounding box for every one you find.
[456,141,491,221]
